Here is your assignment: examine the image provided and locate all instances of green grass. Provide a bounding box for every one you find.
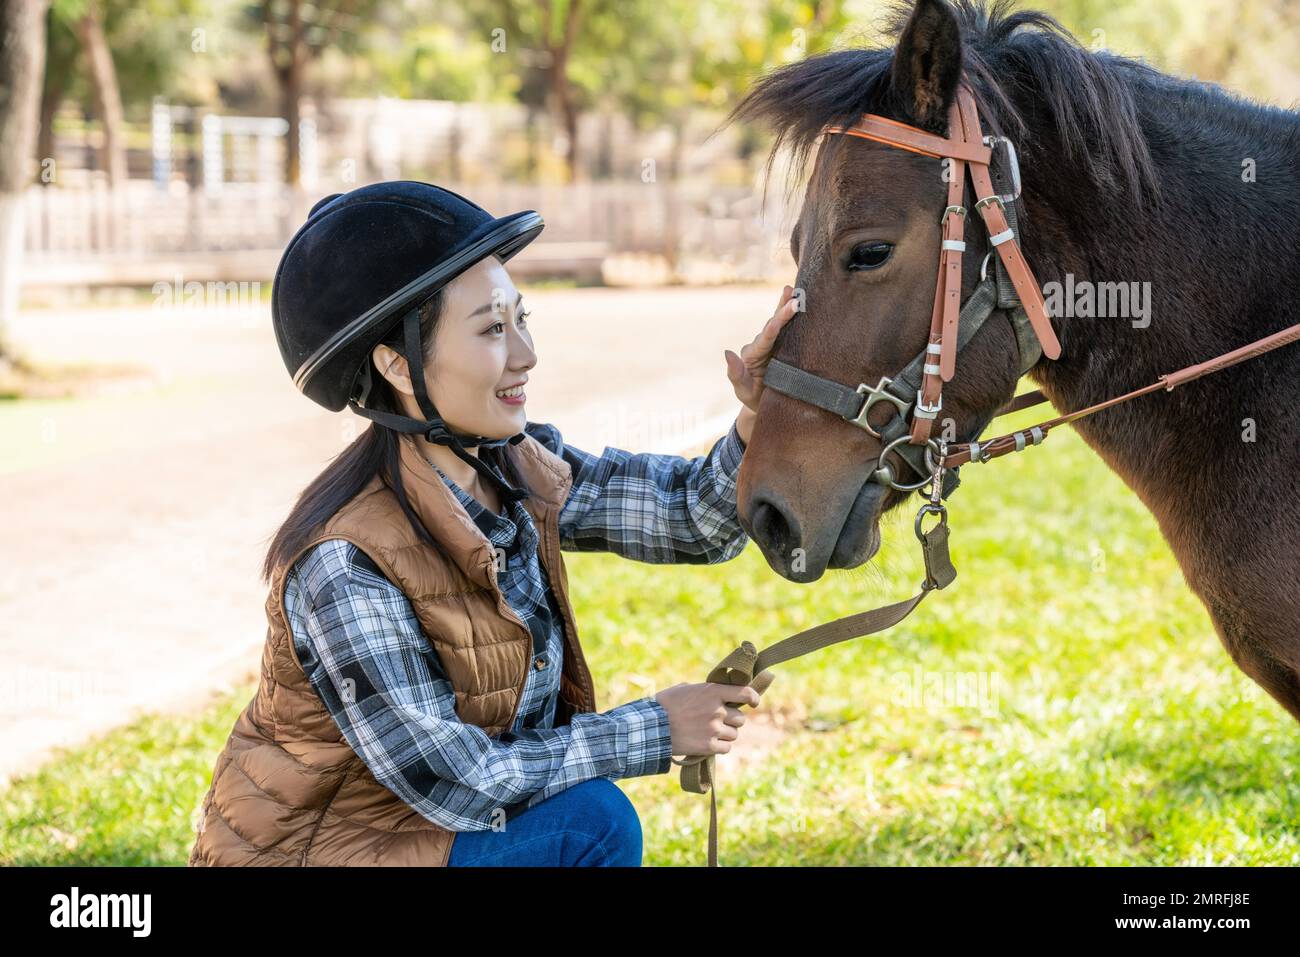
[2,417,1297,865]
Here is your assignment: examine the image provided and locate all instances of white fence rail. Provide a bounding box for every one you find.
[21,179,797,285]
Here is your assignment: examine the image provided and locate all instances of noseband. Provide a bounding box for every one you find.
[762,81,1060,496]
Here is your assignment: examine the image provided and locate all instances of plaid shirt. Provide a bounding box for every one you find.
[282,418,749,832]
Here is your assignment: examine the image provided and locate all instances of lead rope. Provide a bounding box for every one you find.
[674,447,958,866]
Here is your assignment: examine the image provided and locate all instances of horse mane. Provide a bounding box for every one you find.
[727,0,1163,208]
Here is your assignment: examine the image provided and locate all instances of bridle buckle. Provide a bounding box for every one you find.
[913,390,942,420]
[982,135,1022,202]
[852,376,910,439]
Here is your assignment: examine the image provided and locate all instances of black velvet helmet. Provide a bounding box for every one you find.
[271,180,545,503]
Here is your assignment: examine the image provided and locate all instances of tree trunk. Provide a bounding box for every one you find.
[0,0,52,357]
[562,94,579,182]
[75,1,127,188]
[524,107,539,179]
[595,108,612,180]
[36,68,64,186]
[544,0,584,183]
[282,69,302,186]
[270,0,306,187]
[548,59,578,182]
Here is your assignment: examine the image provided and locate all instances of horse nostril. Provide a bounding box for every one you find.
[750,495,800,561]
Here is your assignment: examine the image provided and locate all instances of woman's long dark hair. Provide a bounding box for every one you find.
[261,292,454,583]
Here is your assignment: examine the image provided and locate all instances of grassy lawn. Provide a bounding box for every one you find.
[2,413,1297,865]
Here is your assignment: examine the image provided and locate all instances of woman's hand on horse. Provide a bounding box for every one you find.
[725,285,801,413]
[655,673,774,757]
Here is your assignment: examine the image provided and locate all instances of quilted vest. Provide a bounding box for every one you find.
[188,429,598,866]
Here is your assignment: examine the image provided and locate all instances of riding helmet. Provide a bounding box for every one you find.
[271,180,545,503]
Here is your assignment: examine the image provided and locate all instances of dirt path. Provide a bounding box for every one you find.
[0,284,785,786]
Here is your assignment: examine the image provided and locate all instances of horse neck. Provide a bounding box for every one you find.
[1009,70,1300,496]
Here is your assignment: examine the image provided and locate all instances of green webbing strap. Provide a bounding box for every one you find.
[674,510,958,866]
[986,139,1044,378]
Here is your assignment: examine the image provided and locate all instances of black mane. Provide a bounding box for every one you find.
[728,0,1167,206]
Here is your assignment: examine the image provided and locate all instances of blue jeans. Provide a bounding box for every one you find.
[446,778,643,866]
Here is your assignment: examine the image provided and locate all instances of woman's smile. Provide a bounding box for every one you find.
[495,381,527,405]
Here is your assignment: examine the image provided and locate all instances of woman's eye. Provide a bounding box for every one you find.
[488,310,529,335]
[847,242,894,271]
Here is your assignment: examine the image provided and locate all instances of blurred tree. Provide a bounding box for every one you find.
[682,0,852,116]
[362,20,503,102]
[72,0,127,186]
[465,0,602,182]
[0,0,52,360]
[36,2,79,183]
[39,0,210,186]
[604,0,853,173]
[251,0,381,185]
[1038,0,1300,103]
[454,0,853,181]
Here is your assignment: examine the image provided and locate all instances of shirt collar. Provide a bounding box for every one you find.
[428,457,521,553]
[389,431,566,587]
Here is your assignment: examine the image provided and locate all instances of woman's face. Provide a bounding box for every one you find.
[375,256,535,441]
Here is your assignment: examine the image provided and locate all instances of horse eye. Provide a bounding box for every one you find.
[847,241,894,271]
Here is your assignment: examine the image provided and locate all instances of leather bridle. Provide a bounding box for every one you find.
[762,80,1058,498]
[673,75,1300,868]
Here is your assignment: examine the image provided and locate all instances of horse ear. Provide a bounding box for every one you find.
[889,0,964,130]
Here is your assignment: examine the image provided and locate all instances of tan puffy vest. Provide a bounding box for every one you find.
[189,430,598,866]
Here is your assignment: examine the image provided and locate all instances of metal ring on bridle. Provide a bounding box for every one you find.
[874,435,942,492]
[914,502,947,543]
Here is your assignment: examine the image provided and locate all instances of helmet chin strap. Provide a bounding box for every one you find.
[347,305,530,504]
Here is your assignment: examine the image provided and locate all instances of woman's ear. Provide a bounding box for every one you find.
[889,0,964,130]
[371,342,413,397]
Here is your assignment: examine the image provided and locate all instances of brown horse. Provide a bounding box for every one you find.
[729,0,1300,722]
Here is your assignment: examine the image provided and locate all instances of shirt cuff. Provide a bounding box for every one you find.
[605,696,674,779]
[716,418,746,474]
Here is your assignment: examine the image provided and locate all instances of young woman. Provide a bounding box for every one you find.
[188,180,798,867]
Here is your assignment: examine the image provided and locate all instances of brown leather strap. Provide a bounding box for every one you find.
[939,88,983,381]
[947,317,1300,467]
[898,85,1056,444]
[1161,321,1300,390]
[952,87,1061,362]
[825,116,993,164]
[995,388,1048,417]
[911,92,977,444]
[967,174,1061,360]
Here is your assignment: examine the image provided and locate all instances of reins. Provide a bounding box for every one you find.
[673,77,1300,867]
[945,313,1300,466]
